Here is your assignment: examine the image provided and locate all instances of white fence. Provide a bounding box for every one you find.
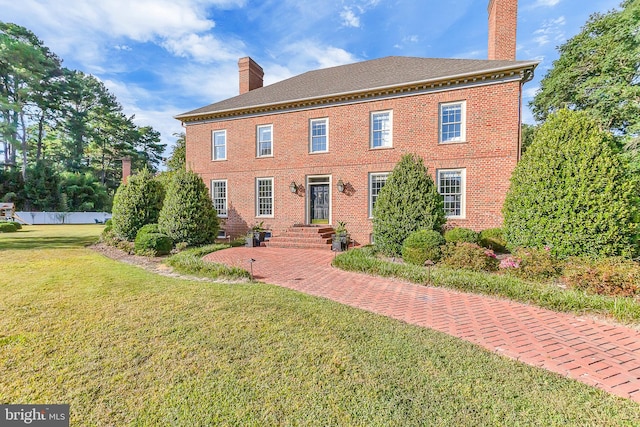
[15,211,112,225]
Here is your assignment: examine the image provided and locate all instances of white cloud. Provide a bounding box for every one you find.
[523,86,539,99]
[162,33,245,63]
[533,0,561,7]
[533,16,566,47]
[340,7,361,28]
[113,45,132,51]
[280,41,359,72]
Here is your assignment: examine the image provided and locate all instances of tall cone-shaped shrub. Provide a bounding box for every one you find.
[372,154,445,256]
[158,169,219,246]
[503,109,639,258]
[111,168,164,241]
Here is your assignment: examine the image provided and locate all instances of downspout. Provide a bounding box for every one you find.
[518,68,535,161]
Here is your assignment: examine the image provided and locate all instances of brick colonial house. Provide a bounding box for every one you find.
[176,0,537,247]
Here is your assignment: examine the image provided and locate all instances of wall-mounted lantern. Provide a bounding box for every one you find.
[289,181,298,193]
[336,179,345,193]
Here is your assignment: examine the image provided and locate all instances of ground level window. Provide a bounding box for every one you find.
[211,180,227,217]
[437,169,465,218]
[369,172,389,217]
[256,178,273,217]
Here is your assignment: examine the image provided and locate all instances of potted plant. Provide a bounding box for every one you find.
[332,221,350,251]
[252,221,268,244]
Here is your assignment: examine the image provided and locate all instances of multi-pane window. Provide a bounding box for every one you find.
[369,172,389,217]
[438,169,465,218]
[371,111,392,148]
[211,180,227,217]
[257,125,273,157]
[310,118,328,153]
[212,130,226,160]
[440,101,465,143]
[256,178,273,217]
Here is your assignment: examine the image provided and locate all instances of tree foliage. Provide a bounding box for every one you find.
[531,1,640,148]
[111,169,165,241]
[0,21,166,210]
[158,169,219,246]
[166,132,186,171]
[372,154,445,256]
[503,110,639,258]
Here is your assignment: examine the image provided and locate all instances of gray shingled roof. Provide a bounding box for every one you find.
[176,56,538,119]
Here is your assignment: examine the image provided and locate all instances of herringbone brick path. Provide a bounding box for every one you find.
[204,247,640,402]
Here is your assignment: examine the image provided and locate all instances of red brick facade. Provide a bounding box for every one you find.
[185,79,524,245]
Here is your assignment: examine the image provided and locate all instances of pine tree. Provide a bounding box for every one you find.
[372,154,445,256]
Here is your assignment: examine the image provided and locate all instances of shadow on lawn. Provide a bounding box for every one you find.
[0,232,99,250]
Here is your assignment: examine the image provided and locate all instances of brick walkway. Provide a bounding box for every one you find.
[204,247,640,402]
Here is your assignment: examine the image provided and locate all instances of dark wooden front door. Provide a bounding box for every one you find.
[310,184,329,224]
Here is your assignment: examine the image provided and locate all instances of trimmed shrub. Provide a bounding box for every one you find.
[0,222,18,233]
[12,222,22,230]
[402,229,445,265]
[503,110,639,258]
[509,247,562,282]
[444,227,479,244]
[134,232,173,256]
[111,168,165,241]
[563,257,640,297]
[479,228,507,252]
[373,154,445,256]
[158,169,219,246]
[440,242,499,272]
[137,223,160,235]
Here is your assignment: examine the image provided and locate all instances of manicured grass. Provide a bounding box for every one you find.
[333,246,640,324]
[1,226,639,425]
[166,244,251,280]
[0,224,104,250]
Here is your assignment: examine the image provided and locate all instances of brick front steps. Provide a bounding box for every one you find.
[265,225,334,250]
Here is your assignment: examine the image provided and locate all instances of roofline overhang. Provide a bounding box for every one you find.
[176,61,539,123]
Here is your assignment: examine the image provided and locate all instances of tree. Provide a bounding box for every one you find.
[111,168,164,241]
[158,169,219,246]
[166,132,186,171]
[23,160,60,211]
[531,1,640,149]
[503,110,639,258]
[521,123,537,155]
[372,154,445,256]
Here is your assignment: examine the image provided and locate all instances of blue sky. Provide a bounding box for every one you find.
[0,0,623,156]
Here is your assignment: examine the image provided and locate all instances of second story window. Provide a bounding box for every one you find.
[212,130,226,160]
[440,101,466,143]
[310,118,328,153]
[371,111,392,148]
[257,125,273,157]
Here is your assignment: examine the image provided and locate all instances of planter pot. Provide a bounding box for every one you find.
[246,234,257,247]
[332,233,350,251]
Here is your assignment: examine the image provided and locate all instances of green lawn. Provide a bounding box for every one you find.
[1,226,639,425]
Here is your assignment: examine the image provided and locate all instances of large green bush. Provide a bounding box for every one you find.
[158,169,219,246]
[111,168,165,241]
[373,154,445,256]
[503,110,640,258]
[0,222,18,233]
[402,229,445,265]
[134,227,173,256]
[444,227,479,244]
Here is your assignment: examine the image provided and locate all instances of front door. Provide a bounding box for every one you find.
[310,184,329,224]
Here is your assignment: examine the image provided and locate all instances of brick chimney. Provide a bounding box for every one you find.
[121,157,132,184]
[238,57,264,95]
[487,0,518,60]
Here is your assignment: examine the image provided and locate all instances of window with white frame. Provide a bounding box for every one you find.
[211,180,227,217]
[257,125,273,157]
[439,101,466,143]
[212,130,227,160]
[256,178,273,217]
[369,172,389,217]
[309,118,328,153]
[437,169,465,218]
[371,111,392,148]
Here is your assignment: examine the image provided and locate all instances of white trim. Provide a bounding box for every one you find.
[370,110,393,149]
[212,130,227,160]
[368,172,389,218]
[256,124,273,158]
[439,101,467,144]
[305,175,332,225]
[437,168,466,219]
[210,179,228,218]
[309,117,329,153]
[255,177,274,218]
